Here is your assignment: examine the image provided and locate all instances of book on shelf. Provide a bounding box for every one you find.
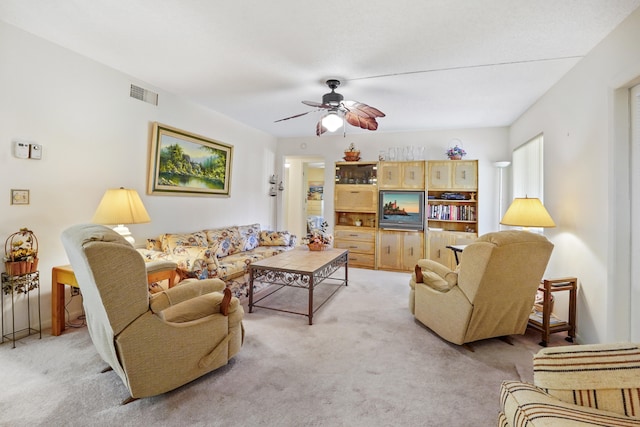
[529,309,566,326]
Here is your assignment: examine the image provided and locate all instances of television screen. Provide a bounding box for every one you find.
[378,190,425,231]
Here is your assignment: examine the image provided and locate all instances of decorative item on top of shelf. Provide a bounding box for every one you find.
[354,218,363,227]
[446,139,466,160]
[302,220,333,251]
[446,144,466,160]
[4,228,38,276]
[343,143,361,162]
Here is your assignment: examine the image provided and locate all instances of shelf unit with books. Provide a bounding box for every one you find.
[426,160,478,268]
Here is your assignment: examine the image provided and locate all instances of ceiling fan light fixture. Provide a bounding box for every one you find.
[321,111,343,132]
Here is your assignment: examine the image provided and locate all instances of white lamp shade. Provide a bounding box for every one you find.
[92,188,151,225]
[321,112,343,132]
[500,197,556,228]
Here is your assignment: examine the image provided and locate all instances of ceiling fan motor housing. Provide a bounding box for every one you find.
[323,79,344,106]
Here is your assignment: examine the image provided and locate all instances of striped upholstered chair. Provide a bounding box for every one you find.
[499,342,640,426]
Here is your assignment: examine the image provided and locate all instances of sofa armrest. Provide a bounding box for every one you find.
[500,381,640,426]
[150,278,226,313]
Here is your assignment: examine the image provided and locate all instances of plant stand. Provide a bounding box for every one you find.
[527,277,577,347]
[1,271,41,348]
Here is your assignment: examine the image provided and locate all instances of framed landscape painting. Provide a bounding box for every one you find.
[148,123,233,197]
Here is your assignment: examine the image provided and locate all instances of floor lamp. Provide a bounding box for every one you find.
[494,161,511,229]
[500,196,556,231]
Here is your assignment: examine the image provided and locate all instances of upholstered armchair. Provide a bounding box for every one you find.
[409,230,553,346]
[61,224,244,402]
[499,342,640,426]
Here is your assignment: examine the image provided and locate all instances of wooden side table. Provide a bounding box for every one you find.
[527,277,577,347]
[51,262,177,336]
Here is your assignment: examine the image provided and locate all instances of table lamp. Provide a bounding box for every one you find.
[500,196,556,230]
[92,187,151,244]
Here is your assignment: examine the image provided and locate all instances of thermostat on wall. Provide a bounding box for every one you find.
[12,140,43,159]
[14,141,30,159]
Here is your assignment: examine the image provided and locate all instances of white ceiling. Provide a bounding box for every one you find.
[2,1,639,138]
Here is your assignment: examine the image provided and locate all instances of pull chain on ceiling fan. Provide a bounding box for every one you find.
[275,79,385,136]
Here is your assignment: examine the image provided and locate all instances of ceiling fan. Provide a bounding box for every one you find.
[275,79,385,136]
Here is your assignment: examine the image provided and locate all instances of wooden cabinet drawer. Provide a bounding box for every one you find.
[334,229,375,242]
[348,253,375,268]
[334,239,375,254]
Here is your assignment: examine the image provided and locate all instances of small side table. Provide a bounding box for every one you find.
[445,244,467,265]
[1,271,42,348]
[527,277,577,347]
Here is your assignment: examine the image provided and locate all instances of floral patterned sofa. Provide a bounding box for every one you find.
[137,223,296,298]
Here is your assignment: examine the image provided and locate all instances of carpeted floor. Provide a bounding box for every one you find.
[0,267,565,426]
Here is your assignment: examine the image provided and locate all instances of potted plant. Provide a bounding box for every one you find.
[4,228,39,276]
[446,145,466,160]
[301,220,333,251]
[343,143,361,162]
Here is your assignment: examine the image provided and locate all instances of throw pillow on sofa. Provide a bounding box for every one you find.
[238,223,261,252]
[259,230,292,246]
[205,227,242,258]
[160,231,209,253]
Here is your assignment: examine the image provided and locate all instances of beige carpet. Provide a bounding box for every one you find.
[0,267,559,426]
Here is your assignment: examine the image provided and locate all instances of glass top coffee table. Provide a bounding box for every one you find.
[248,247,348,324]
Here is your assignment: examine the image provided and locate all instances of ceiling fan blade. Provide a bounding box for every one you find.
[343,101,385,118]
[302,100,330,108]
[345,112,379,131]
[316,120,327,136]
[274,109,320,123]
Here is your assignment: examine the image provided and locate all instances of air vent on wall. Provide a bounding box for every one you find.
[130,84,158,105]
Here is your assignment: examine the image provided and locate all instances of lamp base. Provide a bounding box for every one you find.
[112,224,135,245]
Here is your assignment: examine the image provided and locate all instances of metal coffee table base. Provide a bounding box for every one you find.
[248,248,348,325]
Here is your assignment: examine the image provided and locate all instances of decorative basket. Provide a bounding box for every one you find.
[307,242,330,251]
[343,151,361,162]
[4,228,39,276]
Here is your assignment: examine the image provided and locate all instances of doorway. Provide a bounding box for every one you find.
[283,156,325,241]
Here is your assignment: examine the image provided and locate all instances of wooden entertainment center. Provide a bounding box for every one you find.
[333,160,478,272]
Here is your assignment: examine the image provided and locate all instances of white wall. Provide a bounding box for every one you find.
[509,7,640,343]
[276,127,511,236]
[0,22,278,331]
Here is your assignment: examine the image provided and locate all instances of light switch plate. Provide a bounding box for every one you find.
[30,144,42,159]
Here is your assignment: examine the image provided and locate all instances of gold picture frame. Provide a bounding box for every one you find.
[147,123,233,197]
[11,189,30,205]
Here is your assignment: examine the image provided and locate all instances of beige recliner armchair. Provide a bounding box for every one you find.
[61,224,244,402]
[409,230,553,346]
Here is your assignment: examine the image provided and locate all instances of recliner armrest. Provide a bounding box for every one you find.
[414,259,458,288]
[150,278,226,313]
[156,292,240,323]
